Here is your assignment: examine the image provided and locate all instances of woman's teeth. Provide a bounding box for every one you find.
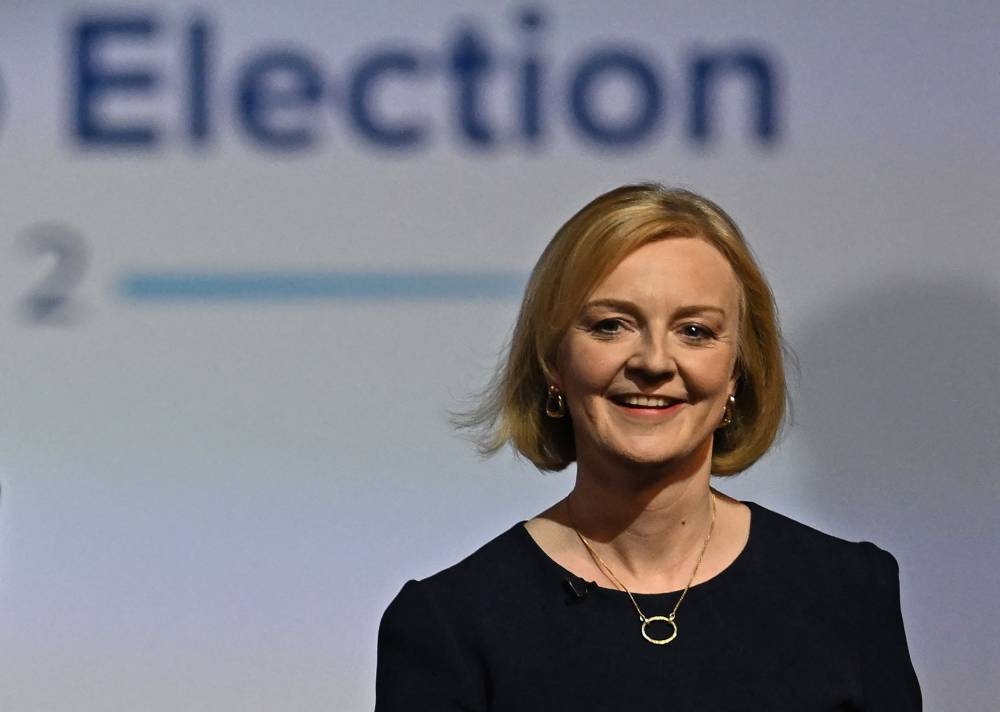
[618,395,676,408]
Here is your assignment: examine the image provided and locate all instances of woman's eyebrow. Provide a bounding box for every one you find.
[581,298,640,313]
[674,305,727,319]
[582,299,727,319]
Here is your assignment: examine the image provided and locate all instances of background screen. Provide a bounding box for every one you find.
[1,2,998,709]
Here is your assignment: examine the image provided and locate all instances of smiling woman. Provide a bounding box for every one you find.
[555,238,741,477]
[468,184,786,477]
[375,184,921,711]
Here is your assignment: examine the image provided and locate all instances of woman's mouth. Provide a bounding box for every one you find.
[611,394,683,409]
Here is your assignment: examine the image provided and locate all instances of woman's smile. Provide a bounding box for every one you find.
[611,393,683,408]
[611,396,685,418]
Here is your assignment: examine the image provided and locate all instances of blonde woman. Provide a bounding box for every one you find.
[376,184,920,711]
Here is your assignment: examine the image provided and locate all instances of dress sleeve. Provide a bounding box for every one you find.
[375,580,486,712]
[856,543,922,710]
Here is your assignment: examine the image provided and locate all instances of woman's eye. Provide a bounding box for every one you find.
[680,323,714,341]
[592,318,625,335]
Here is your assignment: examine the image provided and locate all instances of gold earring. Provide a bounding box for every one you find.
[720,394,736,427]
[545,385,567,418]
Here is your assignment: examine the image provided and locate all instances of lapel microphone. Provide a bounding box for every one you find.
[563,576,592,603]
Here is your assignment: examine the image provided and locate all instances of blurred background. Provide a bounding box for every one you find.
[1,2,998,709]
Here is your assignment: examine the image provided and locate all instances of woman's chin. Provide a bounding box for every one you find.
[600,438,713,476]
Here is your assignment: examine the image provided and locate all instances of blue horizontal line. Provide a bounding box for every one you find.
[118,270,528,302]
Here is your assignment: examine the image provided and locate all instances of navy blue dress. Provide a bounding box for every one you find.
[376,502,921,711]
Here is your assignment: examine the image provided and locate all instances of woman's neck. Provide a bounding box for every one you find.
[565,451,717,590]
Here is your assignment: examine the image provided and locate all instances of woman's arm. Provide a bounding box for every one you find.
[856,543,922,710]
[375,580,486,712]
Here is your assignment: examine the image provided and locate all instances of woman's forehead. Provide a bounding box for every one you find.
[586,238,741,312]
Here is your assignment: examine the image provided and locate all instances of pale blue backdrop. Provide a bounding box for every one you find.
[1,2,998,709]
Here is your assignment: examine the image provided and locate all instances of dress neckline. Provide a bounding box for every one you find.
[516,500,759,599]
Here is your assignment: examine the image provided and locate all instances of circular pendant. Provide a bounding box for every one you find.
[641,615,678,645]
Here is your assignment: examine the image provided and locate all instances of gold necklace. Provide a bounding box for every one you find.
[568,492,717,646]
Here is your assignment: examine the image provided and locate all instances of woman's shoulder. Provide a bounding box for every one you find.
[746,500,893,552]
[427,522,541,587]
[383,522,543,613]
[743,501,901,589]
[375,530,531,712]
[377,520,556,691]
[737,502,920,706]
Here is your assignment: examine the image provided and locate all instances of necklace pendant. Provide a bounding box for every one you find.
[640,615,678,645]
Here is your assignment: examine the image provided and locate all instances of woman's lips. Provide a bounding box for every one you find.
[611,394,683,408]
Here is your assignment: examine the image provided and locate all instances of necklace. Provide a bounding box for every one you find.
[568,492,717,646]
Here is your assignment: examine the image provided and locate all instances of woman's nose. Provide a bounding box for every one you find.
[626,333,676,382]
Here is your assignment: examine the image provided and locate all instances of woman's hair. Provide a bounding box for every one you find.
[460,183,788,475]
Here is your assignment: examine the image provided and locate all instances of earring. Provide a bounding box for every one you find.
[720,394,736,427]
[545,385,567,418]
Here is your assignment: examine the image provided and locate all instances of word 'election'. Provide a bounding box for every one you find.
[71,11,781,151]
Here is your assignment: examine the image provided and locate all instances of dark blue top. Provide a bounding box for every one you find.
[376,502,921,711]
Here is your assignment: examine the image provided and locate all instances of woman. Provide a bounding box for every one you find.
[376,184,921,710]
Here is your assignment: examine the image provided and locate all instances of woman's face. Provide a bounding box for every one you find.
[554,237,741,475]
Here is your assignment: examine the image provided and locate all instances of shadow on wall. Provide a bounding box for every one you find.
[794,278,1000,709]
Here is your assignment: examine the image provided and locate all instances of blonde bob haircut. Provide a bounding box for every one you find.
[463,183,788,475]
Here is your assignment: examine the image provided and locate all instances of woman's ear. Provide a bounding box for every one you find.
[727,358,741,395]
[541,354,562,391]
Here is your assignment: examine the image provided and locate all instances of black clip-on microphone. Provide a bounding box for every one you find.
[563,576,592,604]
